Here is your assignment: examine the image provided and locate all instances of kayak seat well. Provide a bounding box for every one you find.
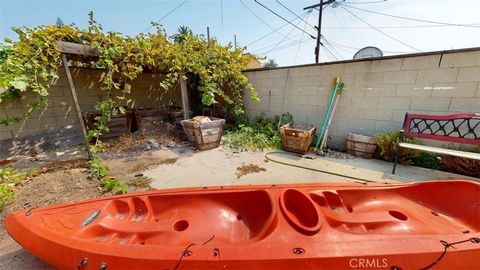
[76,190,276,246]
[280,188,321,234]
[309,181,479,235]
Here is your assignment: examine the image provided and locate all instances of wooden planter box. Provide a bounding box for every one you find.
[83,110,133,140]
[133,108,168,134]
[181,117,225,151]
[280,123,317,155]
[346,133,377,158]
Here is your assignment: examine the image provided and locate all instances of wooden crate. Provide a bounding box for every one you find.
[181,117,226,151]
[346,133,377,158]
[280,123,317,155]
[83,110,133,140]
[133,108,168,134]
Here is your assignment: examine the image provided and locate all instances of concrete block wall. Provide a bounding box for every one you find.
[0,68,181,156]
[243,48,480,149]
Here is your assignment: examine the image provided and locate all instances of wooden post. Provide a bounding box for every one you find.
[179,74,190,120]
[61,53,92,159]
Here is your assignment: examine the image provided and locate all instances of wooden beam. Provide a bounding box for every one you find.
[61,53,92,158]
[179,74,190,120]
[57,41,99,57]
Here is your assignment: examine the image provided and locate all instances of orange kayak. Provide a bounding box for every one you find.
[4,180,480,270]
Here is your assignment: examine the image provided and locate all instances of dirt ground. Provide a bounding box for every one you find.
[0,145,182,269]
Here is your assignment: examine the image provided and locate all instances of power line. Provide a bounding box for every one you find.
[294,10,312,64]
[322,45,338,61]
[276,0,316,30]
[343,4,480,29]
[245,12,307,47]
[255,0,316,39]
[322,24,480,29]
[220,0,224,28]
[345,0,388,4]
[321,36,343,59]
[142,0,188,33]
[245,12,308,48]
[342,6,421,52]
[240,0,285,36]
[257,39,315,55]
[257,14,306,55]
[326,40,412,54]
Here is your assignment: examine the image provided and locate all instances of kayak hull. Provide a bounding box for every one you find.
[5,180,480,270]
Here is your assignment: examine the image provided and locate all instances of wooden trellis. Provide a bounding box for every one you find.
[56,41,190,158]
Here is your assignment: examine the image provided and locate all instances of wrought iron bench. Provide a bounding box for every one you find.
[392,113,480,174]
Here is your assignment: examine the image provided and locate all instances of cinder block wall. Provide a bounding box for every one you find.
[0,68,181,156]
[243,48,480,149]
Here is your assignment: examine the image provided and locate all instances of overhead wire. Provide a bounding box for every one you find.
[245,11,308,48]
[321,36,343,59]
[276,0,316,30]
[258,39,315,55]
[326,40,412,54]
[142,0,188,33]
[341,6,422,52]
[240,0,303,44]
[345,0,388,4]
[220,0,224,28]
[322,24,480,29]
[343,4,480,29]
[321,43,339,61]
[257,13,307,55]
[294,10,312,64]
[254,0,316,39]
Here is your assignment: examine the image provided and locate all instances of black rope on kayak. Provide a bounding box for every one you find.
[172,235,216,270]
[418,237,480,270]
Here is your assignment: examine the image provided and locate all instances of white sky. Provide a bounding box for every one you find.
[255,0,480,66]
[1,0,479,66]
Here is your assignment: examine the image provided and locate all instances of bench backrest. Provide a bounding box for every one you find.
[402,113,480,145]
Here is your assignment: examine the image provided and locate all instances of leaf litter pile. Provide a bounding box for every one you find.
[236,164,267,179]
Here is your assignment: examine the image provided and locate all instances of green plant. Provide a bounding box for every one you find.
[413,152,444,171]
[375,130,420,164]
[0,167,27,211]
[225,114,282,151]
[87,156,126,194]
[0,184,15,211]
[0,167,27,184]
[0,12,260,195]
[0,12,259,126]
[101,176,127,195]
[262,59,278,68]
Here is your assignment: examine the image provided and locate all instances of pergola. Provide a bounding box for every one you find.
[56,41,190,157]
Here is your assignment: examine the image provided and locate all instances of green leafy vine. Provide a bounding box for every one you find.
[0,13,259,194]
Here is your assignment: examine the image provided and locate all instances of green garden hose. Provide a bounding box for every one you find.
[265,151,373,183]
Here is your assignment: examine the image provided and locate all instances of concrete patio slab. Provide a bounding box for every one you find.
[144,146,478,189]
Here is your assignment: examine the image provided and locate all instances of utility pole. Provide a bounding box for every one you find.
[304,0,336,63]
[207,26,210,47]
[234,34,237,50]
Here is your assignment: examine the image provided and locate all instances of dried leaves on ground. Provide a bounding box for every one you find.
[236,164,267,179]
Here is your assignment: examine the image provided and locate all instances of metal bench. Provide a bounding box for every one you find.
[392,113,480,174]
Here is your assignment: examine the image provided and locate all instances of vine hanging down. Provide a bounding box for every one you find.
[0,12,260,194]
[0,12,259,128]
